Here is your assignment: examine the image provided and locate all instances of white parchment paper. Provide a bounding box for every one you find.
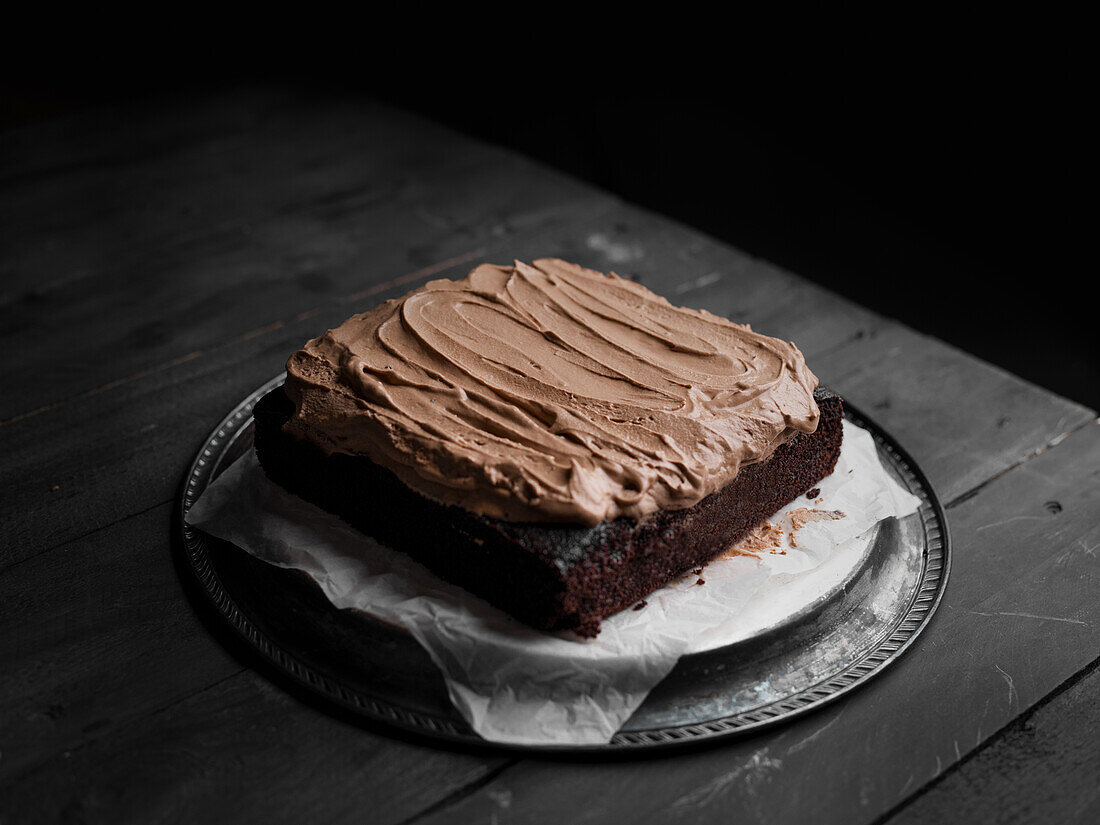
[186,420,920,745]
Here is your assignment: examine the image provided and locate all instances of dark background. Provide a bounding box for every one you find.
[3,46,1094,409]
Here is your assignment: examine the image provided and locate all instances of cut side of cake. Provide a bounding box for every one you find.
[253,258,843,636]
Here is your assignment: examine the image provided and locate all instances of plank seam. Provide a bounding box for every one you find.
[0,498,172,579]
[393,759,521,825]
[1,667,250,786]
[874,650,1100,825]
[944,417,1098,510]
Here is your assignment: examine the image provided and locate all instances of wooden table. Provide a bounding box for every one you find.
[2,88,1097,824]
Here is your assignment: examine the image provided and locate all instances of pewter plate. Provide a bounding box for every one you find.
[177,375,950,751]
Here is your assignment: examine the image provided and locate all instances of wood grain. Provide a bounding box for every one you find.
[816,323,1094,504]
[1,87,1096,825]
[884,660,1100,825]
[3,670,512,825]
[0,92,602,420]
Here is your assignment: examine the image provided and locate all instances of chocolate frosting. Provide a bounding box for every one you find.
[282,259,821,526]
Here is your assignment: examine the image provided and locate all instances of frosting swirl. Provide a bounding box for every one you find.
[283,258,820,525]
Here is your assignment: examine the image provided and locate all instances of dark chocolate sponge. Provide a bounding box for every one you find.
[253,386,843,637]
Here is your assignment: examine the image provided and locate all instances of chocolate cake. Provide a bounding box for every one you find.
[254,258,843,636]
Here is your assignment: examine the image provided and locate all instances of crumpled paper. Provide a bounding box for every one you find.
[186,420,920,745]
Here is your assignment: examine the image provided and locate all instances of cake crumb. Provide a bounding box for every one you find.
[696,578,706,586]
[632,600,647,611]
[805,487,820,499]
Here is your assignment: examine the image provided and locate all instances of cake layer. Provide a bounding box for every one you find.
[253,386,843,636]
[281,258,822,526]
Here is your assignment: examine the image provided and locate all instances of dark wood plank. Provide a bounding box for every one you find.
[815,323,1094,503]
[885,661,1100,825]
[0,91,606,421]
[0,87,286,191]
[0,505,237,779]
[0,321,305,571]
[2,89,1096,824]
[400,417,1100,825]
[2,669,511,825]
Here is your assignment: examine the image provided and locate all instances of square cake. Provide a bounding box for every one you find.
[254,258,842,636]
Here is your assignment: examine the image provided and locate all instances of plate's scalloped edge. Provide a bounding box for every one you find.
[178,376,950,752]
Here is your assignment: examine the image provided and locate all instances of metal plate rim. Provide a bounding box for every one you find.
[178,374,950,752]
